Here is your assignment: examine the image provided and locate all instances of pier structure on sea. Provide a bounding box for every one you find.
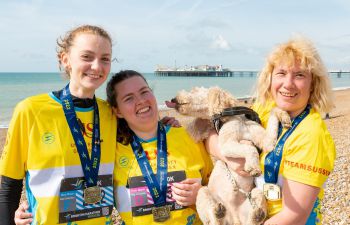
[155,65,258,77]
[155,65,350,78]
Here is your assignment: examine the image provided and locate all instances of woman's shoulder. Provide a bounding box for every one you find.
[300,108,329,135]
[15,93,53,111]
[288,108,335,153]
[252,101,276,127]
[96,97,111,108]
[167,126,195,140]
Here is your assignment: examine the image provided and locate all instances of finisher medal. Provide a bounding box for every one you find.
[152,205,171,222]
[131,122,171,222]
[84,186,102,204]
[263,183,281,201]
[61,84,102,205]
[263,106,311,202]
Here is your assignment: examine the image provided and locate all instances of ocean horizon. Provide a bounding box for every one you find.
[1,72,350,127]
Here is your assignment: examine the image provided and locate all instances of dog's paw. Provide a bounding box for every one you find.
[244,163,262,177]
[274,108,291,128]
[280,115,291,128]
[252,208,266,223]
[214,203,226,219]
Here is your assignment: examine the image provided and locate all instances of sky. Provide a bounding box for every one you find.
[0,0,349,73]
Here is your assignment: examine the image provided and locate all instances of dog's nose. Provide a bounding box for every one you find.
[171,98,178,104]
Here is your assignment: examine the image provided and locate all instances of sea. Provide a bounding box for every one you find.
[1,72,350,128]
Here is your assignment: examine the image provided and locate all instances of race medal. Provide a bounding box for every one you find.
[263,183,281,201]
[84,186,102,204]
[60,84,103,206]
[152,205,170,222]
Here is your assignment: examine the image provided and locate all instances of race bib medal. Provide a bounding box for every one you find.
[61,84,102,205]
[84,186,102,204]
[263,183,281,201]
[131,122,170,222]
[263,105,310,201]
[152,205,171,222]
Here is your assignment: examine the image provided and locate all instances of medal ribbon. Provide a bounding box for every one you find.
[60,84,101,187]
[130,122,168,206]
[264,105,311,184]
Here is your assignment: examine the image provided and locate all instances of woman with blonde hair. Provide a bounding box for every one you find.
[252,36,335,225]
[205,36,335,225]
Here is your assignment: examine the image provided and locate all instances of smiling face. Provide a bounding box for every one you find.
[271,60,312,118]
[114,76,159,135]
[61,33,112,98]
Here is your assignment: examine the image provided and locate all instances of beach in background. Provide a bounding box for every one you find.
[0,74,349,224]
[1,72,350,127]
[0,88,349,224]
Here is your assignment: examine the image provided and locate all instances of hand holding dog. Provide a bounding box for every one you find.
[171,178,202,206]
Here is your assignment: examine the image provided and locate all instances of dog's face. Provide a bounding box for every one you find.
[171,86,237,118]
[171,87,210,118]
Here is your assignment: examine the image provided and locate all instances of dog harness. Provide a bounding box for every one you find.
[212,106,261,134]
[223,162,257,209]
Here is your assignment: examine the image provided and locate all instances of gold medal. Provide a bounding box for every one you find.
[84,186,102,204]
[263,183,281,201]
[152,205,170,222]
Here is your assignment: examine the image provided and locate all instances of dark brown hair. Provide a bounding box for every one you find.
[106,70,148,145]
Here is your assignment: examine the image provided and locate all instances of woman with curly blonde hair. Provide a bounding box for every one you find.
[204,37,336,224]
[255,36,334,114]
[252,36,336,225]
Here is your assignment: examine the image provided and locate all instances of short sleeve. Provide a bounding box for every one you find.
[0,100,31,179]
[282,124,335,187]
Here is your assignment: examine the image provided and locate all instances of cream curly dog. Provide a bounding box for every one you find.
[169,86,291,225]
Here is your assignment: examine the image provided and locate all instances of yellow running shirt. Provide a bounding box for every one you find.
[0,93,117,225]
[253,102,335,225]
[114,126,213,225]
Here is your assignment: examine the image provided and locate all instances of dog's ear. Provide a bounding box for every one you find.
[187,118,212,142]
[208,87,237,116]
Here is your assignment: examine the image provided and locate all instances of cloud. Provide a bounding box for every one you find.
[211,35,232,51]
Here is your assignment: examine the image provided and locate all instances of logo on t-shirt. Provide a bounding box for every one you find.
[119,156,129,167]
[42,132,55,144]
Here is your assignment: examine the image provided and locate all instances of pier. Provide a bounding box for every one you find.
[155,69,350,78]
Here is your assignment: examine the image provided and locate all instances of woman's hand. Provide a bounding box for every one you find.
[14,201,32,225]
[171,178,201,206]
[160,116,181,127]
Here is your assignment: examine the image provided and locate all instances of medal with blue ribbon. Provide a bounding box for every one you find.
[130,122,170,222]
[263,105,311,200]
[60,84,102,204]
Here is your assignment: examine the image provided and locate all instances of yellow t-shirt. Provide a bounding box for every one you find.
[114,126,213,225]
[0,93,117,225]
[253,102,335,224]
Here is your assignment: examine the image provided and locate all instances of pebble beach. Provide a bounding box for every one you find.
[0,89,349,224]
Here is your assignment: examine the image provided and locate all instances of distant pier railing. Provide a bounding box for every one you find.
[155,70,350,77]
[155,70,258,77]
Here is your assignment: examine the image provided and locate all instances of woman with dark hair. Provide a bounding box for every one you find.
[106,70,213,224]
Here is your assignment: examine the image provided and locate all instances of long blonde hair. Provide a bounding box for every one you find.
[255,36,334,113]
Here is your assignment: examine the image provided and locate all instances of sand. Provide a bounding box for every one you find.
[0,89,349,224]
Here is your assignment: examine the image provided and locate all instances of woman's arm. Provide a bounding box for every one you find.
[0,176,23,225]
[264,178,320,225]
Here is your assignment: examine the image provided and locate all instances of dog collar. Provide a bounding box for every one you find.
[212,106,261,133]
